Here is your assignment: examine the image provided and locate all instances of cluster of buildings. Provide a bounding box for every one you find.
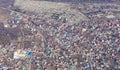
[77,3,120,19]
[0,1,119,70]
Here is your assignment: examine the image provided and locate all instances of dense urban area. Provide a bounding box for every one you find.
[0,0,120,70]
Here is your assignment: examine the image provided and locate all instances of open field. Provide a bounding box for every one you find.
[14,0,88,25]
